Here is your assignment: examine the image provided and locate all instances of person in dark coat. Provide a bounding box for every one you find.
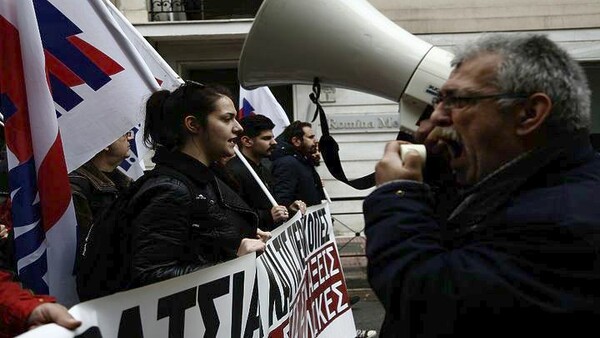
[69,132,133,248]
[127,82,268,289]
[365,34,600,337]
[226,115,289,230]
[271,121,323,212]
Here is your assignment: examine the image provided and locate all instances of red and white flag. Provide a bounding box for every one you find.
[239,86,290,137]
[0,0,157,305]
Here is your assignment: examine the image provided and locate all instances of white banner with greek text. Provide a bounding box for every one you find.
[18,203,356,338]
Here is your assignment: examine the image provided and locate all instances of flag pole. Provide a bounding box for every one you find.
[323,186,332,203]
[233,146,278,207]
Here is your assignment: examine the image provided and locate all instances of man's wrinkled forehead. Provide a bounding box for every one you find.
[442,53,503,93]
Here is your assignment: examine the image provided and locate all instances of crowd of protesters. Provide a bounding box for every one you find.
[0,82,324,336]
[3,33,600,338]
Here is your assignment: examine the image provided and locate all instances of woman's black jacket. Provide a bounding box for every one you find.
[128,148,258,288]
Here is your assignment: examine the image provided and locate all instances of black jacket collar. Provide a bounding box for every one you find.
[152,147,214,186]
[271,138,313,166]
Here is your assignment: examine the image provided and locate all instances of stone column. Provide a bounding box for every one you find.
[115,0,149,23]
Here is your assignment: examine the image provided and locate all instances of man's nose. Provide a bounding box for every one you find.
[430,104,452,127]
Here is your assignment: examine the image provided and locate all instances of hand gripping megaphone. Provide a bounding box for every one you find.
[238,0,454,130]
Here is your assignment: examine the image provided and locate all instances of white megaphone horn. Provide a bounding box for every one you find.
[238,0,454,131]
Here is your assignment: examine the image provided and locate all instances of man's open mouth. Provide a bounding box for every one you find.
[427,127,463,160]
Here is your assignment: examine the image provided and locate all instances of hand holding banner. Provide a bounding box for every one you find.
[17,204,356,338]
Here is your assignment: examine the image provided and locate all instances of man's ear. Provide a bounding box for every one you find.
[240,135,253,148]
[291,136,302,148]
[516,93,552,136]
[183,115,202,134]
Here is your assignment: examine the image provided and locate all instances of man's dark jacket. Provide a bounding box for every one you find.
[127,148,258,288]
[270,139,325,208]
[226,154,276,230]
[69,161,131,245]
[365,133,600,337]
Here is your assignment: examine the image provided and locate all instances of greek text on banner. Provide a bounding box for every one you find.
[18,203,356,338]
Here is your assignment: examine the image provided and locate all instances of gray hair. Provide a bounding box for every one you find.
[452,34,591,134]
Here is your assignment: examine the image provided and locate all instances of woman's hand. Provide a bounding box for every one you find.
[0,224,8,239]
[289,200,307,215]
[256,228,272,243]
[237,238,266,256]
[270,205,289,223]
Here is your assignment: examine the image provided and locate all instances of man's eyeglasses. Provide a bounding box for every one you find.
[432,93,529,110]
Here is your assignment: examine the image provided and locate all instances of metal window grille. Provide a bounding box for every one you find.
[148,0,263,21]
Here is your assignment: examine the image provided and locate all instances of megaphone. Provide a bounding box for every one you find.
[238,0,454,131]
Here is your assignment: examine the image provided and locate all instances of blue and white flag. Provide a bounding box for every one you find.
[239,86,290,137]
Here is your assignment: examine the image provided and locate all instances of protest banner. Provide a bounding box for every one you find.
[19,254,259,338]
[18,203,356,338]
[257,204,355,338]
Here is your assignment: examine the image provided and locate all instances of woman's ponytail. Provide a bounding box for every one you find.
[144,89,178,149]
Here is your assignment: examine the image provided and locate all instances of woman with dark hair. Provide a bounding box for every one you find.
[127,82,267,288]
